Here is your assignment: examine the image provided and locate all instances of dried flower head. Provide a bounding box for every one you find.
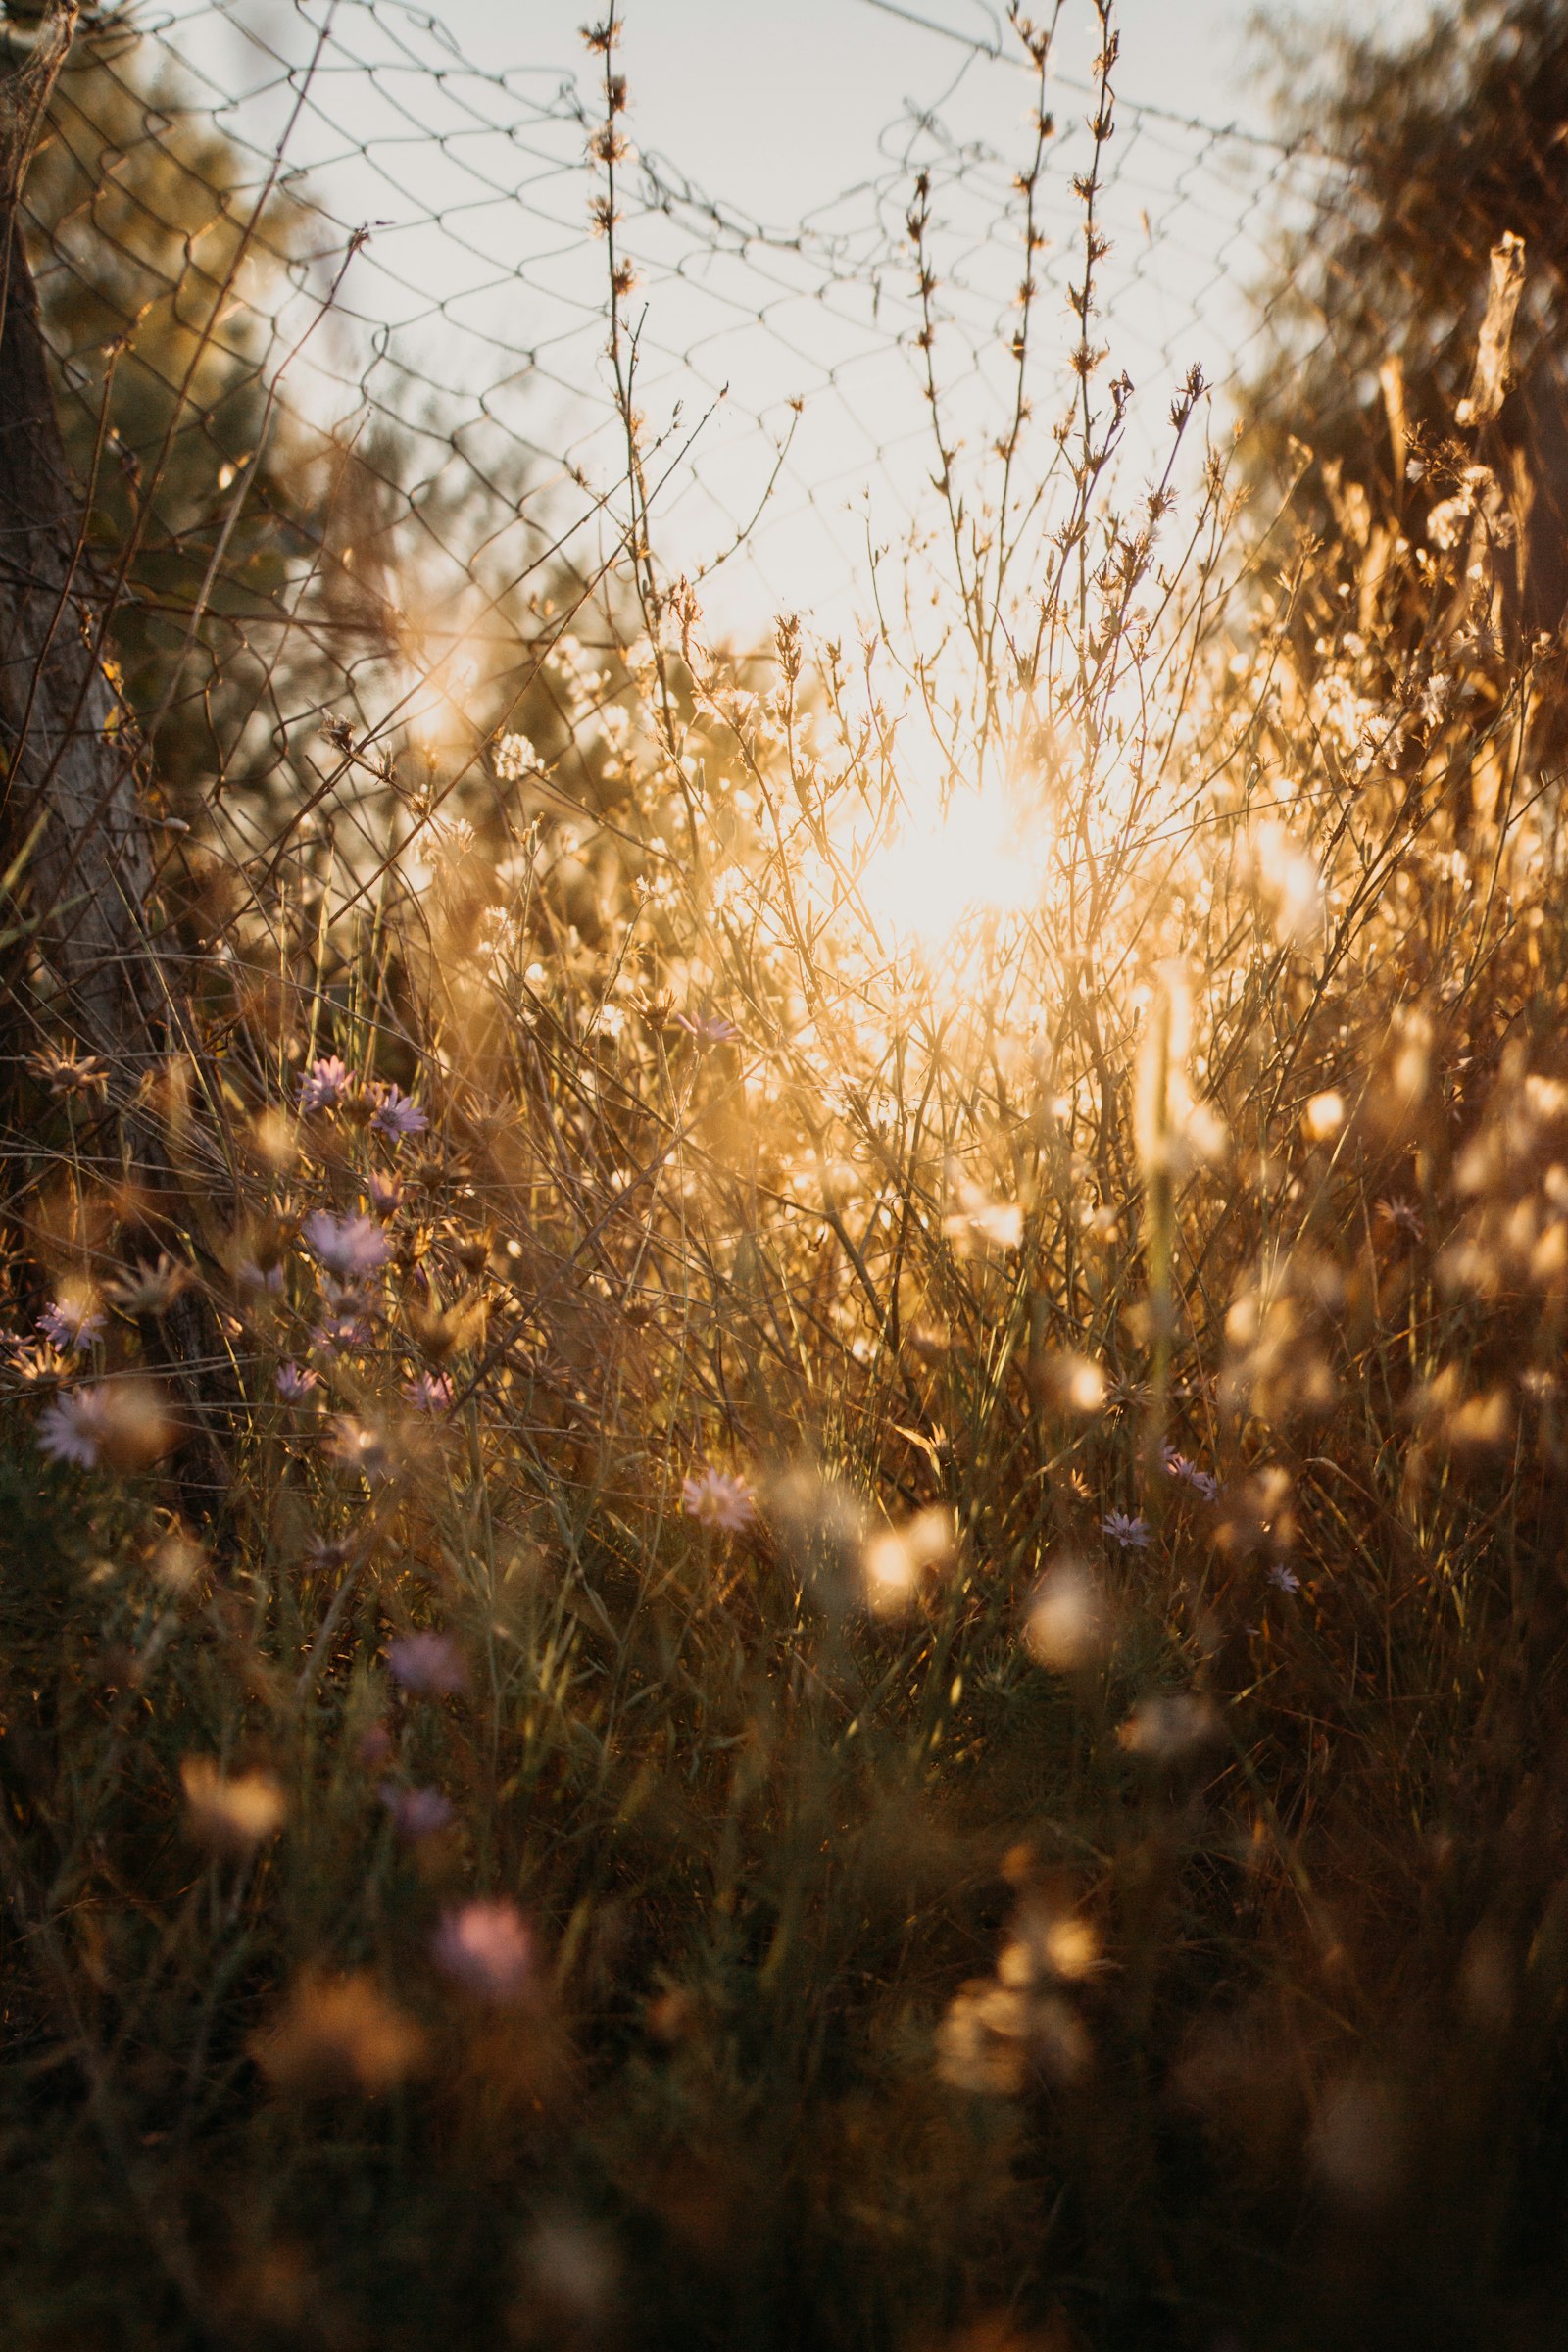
[27,1043,109,1099]
[106,1254,191,1320]
[37,1380,174,1473]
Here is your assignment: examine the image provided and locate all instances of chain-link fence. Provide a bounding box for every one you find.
[12,0,1343,840]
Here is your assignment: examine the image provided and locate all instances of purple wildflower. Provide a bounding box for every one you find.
[369,1084,428,1147]
[37,1298,105,1352]
[276,1359,318,1401]
[298,1055,355,1114]
[36,1388,111,1469]
[385,1630,467,1696]
[1268,1563,1301,1594]
[378,1783,455,1840]
[367,1170,405,1218]
[1101,1510,1151,1551]
[312,1309,372,1355]
[674,1010,739,1045]
[1161,1445,1219,1504]
[302,1211,390,1282]
[431,1899,534,2002]
[238,1259,285,1294]
[681,1467,757,1532]
[403,1370,453,1413]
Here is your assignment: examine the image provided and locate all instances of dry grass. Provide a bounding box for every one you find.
[5,9,1568,2350]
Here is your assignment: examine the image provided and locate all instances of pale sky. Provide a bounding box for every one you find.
[189,0,1436,631]
[432,0,1280,223]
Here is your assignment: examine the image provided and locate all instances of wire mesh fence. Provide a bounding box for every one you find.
[15,0,1341,843]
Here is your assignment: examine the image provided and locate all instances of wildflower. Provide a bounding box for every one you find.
[673,1009,739,1045]
[493,731,541,782]
[37,1380,173,1472]
[238,1258,285,1294]
[1268,1562,1301,1593]
[1376,1196,1425,1244]
[1100,1510,1151,1550]
[369,1083,428,1147]
[37,1388,108,1467]
[385,1630,467,1695]
[180,1756,286,1854]
[367,1170,405,1217]
[432,1899,534,2002]
[27,1043,108,1098]
[302,1211,390,1282]
[1160,1445,1219,1503]
[428,814,476,865]
[36,1296,105,1351]
[253,1970,426,2096]
[681,1466,757,1533]
[326,1415,398,1484]
[275,1360,318,1401]
[106,1254,190,1320]
[403,1370,453,1413]
[298,1054,355,1113]
[378,1782,455,1839]
[312,1308,372,1355]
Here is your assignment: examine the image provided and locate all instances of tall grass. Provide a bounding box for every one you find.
[5,8,1568,2349]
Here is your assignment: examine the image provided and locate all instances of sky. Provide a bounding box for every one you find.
[182,0,1436,633]
[431,0,1287,224]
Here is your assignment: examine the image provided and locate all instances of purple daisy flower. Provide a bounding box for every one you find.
[36,1388,111,1469]
[369,1084,428,1147]
[302,1211,390,1283]
[298,1054,355,1114]
[36,1298,105,1352]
